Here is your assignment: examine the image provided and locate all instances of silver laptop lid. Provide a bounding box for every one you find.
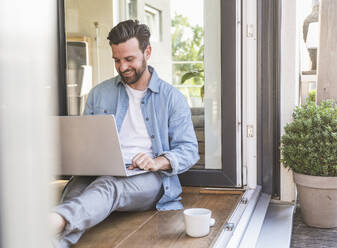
[57,115,128,176]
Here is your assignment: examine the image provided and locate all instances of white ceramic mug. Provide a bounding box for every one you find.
[183,208,216,237]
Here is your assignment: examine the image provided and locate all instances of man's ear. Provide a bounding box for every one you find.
[144,45,152,61]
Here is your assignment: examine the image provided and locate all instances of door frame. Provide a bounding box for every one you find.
[57,0,250,188]
[179,0,242,187]
[57,0,282,192]
[57,0,67,116]
[256,0,281,197]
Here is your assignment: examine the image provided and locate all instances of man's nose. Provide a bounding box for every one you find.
[119,61,129,72]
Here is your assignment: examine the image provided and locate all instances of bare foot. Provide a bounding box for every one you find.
[50,212,66,234]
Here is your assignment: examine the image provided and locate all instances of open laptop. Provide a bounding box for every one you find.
[56,115,148,177]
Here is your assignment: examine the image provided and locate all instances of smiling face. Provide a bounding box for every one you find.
[111,37,151,85]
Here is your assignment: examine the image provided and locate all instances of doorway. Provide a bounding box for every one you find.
[58,0,243,187]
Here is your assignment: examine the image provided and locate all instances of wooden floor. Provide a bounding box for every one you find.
[74,187,242,248]
[291,207,337,248]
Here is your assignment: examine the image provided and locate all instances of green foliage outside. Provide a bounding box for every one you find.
[171,13,204,98]
[281,100,337,176]
[307,89,316,103]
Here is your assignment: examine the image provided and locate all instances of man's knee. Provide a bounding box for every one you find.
[89,176,121,198]
[61,176,97,202]
[93,176,118,185]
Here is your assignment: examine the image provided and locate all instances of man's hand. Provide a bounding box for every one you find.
[129,153,171,171]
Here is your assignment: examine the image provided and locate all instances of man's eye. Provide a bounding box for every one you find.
[114,59,120,63]
[126,57,133,62]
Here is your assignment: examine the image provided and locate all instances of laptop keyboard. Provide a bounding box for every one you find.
[126,167,148,176]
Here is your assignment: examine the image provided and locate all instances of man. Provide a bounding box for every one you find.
[51,20,199,247]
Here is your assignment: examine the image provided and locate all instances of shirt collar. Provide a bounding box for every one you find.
[147,66,159,93]
[117,65,160,93]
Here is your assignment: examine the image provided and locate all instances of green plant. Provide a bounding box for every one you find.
[171,13,204,74]
[281,100,337,176]
[171,13,204,100]
[307,89,316,103]
[181,70,204,100]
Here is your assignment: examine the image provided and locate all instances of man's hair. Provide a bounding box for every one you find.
[107,20,151,52]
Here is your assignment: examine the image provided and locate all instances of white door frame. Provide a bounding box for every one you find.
[242,0,258,189]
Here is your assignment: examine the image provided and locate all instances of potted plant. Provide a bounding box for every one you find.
[281,99,337,228]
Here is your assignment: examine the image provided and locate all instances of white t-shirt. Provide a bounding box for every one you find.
[119,84,153,164]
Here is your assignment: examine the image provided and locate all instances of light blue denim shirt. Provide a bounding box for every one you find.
[84,66,199,210]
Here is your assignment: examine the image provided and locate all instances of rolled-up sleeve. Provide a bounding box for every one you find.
[160,91,199,176]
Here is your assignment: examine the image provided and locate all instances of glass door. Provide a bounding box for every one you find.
[59,0,242,187]
[139,0,242,187]
[176,0,242,187]
[63,0,115,116]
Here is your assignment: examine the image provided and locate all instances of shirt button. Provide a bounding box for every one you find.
[151,135,155,139]
[146,117,149,121]
[141,101,145,104]
[165,186,169,190]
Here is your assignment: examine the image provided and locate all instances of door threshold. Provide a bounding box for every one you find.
[213,185,295,248]
[255,202,295,248]
[213,185,262,247]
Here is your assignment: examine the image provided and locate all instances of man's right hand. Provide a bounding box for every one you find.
[129,153,171,172]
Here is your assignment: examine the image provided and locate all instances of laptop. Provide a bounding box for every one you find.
[56,115,149,177]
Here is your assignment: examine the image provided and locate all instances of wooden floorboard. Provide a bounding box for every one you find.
[74,187,242,248]
[74,211,158,248]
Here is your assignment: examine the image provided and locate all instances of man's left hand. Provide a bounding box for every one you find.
[129,153,171,171]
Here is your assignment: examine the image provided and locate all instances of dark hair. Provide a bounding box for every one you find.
[107,20,151,52]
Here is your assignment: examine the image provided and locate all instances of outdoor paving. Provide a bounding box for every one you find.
[291,207,337,248]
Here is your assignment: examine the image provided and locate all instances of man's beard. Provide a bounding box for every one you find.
[119,58,147,85]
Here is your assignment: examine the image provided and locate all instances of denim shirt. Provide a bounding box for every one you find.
[84,66,200,211]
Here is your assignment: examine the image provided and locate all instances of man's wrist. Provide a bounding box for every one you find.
[154,155,171,171]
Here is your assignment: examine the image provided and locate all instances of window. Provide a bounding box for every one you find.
[64,0,114,115]
[171,3,204,108]
[144,5,161,42]
[126,0,137,19]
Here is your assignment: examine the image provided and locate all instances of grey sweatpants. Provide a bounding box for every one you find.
[53,173,163,248]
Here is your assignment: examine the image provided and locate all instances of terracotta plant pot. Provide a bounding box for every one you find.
[294,172,337,228]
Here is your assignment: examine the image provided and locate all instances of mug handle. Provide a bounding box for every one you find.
[210,218,216,227]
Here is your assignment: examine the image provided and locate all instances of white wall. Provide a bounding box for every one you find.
[0,0,58,247]
[280,0,299,202]
[138,0,172,83]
